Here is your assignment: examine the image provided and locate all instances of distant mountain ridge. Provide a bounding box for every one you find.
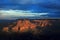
[0,19,60,35]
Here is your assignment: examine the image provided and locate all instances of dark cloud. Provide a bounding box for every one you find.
[0,0,60,17]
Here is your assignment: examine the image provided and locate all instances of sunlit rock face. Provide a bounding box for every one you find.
[2,19,60,35]
[2,19,54,34]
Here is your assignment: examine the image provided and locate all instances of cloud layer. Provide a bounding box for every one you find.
[0,0,60,12]
[0,10,48,20]
[0,0,60,4]
[0,0,60,20]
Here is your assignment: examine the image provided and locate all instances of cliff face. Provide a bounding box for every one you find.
[2,19,60,34]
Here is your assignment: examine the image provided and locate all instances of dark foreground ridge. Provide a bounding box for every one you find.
[0,32,60,40]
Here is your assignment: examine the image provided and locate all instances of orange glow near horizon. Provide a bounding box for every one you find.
[3,27,9,32]
[2,19,52,32]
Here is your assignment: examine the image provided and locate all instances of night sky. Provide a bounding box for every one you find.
[0,0,60,19]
